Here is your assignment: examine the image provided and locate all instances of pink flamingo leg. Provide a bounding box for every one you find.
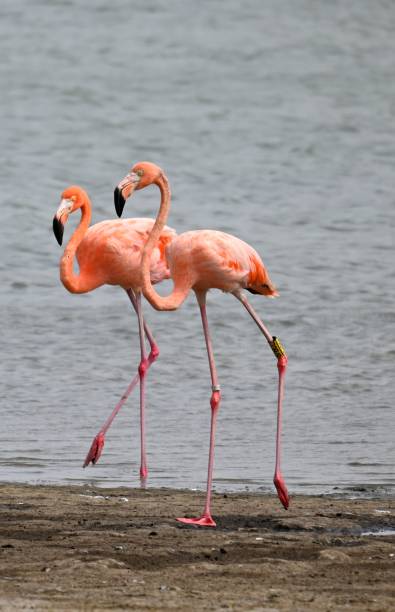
[134,290,149,481]
[83,290,159,470]
[177,292,219,527]
[273,355,289,509]
[235,291,290,509]
[126,289,160,366]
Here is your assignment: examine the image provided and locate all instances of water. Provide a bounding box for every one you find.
[0,0,394,497]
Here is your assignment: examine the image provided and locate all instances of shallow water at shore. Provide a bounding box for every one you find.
[0,1,394,496]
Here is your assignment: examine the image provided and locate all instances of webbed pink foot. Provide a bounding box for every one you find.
[83,432,105,467]
[177,514,216,527]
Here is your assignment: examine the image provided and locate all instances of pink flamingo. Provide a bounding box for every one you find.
[114,162,290,527]
[52,185,176,479]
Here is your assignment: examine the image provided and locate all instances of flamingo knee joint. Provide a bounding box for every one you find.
[138,360,149,377]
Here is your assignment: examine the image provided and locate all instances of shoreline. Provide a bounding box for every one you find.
[1,478,394,499]
[0,483,394,610]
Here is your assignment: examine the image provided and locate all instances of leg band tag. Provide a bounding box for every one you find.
[212,384,221,392]
[271,336,286,359]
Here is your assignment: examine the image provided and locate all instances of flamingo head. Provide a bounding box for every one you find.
[114,161,163,217]
[53,185,88,246]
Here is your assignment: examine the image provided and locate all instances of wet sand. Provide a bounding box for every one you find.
[0,484,394,611]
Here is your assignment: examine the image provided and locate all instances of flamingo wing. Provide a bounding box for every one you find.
[77,218,176,288]
[168,230,278,296]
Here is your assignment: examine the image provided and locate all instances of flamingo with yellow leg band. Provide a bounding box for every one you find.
[114,162,290,526]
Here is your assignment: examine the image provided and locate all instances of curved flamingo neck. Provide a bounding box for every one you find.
[141,173,190,311]
[60,196,92,293]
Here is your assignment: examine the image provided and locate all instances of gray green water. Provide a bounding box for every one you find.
[1,0,394,496]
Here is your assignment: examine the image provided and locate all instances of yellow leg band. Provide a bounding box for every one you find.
[271,336,287,359]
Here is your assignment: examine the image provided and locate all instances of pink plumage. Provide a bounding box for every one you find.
[53,185,176,478]
[115,162,290,527]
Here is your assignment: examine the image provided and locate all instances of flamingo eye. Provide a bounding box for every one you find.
[136,169,144,177]
[71,196,77,202]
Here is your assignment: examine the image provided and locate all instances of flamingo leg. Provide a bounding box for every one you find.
[126,289,160,365]
[134,290,150,481]
[83,289,159,471]
[234,290,290,510]
[177,292,220,527]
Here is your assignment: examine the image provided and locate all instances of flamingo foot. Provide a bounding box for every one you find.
[176,514,217,527]
[83,432,105,467]
[274,473,290,510]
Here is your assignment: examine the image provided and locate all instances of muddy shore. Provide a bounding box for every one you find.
[0,484,394,611]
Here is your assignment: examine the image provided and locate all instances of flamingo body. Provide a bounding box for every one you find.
[75,218,175,291]
[166,229,278,297]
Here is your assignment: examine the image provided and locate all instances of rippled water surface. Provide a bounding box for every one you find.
[1,0,394,496]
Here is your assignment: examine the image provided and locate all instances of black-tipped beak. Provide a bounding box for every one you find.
[114,186,126,218]
[114,172,140,216]
[53,215,64,245]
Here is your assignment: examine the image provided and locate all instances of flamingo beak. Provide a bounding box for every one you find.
[114,187,125,218]
[114,172,140,217]
[53,215,64,245]
[53,198,72,246]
